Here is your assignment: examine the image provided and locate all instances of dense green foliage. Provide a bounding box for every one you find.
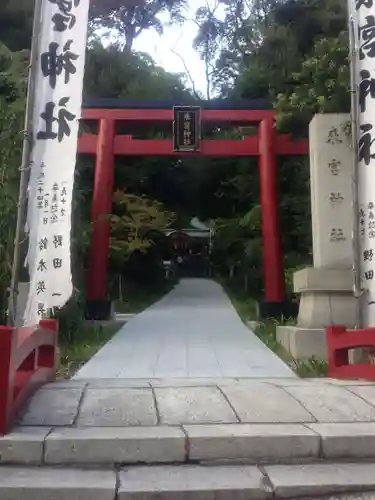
[0,0,350,321]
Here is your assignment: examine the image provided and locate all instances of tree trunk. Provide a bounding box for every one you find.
[125,27,135,51]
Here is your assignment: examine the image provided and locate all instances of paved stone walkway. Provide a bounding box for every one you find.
[9,377,375,465]
[74,279,294,379]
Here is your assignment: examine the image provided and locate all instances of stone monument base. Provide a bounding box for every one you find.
[276,267,357,361]
[293,267,357,329]
[276,325,327,360]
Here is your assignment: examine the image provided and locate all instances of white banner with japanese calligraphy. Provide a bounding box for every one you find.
[24,0,89,325]
[352,0,375,326]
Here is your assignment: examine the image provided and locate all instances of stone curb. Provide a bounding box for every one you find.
[264,463,375,498]
[44,426,186,465]
[1,463,375,499]
[0,466,116,500]
[4,423,375,466]
[184,424,320,462]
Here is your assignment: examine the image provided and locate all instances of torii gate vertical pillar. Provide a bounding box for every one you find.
[86,119,115,320]
[258,117,287,315]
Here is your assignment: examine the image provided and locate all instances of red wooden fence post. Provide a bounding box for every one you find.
[0,326,14,434]
[38,319,59,369]
[39,319,59,333]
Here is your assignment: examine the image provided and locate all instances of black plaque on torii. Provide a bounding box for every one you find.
[173,106,201,152]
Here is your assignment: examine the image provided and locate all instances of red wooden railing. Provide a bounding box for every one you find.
[0,319,58,435]
[326,325,375,380]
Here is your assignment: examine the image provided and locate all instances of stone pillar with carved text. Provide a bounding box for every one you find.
[277,114,357,360]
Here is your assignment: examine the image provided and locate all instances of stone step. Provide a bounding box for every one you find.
[4,422,375,466]
[1,463,375,499]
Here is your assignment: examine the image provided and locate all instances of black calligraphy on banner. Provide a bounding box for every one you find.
[359,15,375,60]
[53,258,63,269]
[364,248,374,261]
[48,0,81,32]
[37,97,76,143]
[53,235,63,248]
[39,237,48,251]
[41,40,78,89]
[37,259,47,272]
[358,123,375,164]
[366,270,375,280]
[50,183,59,224]
[60,183,68,218]
[43,191,50,225]
[37,303,47,316]
[360,208,366,237]
[359,70,375,112]
[36,163,46,209]
[357,0,373,9]
[60,185,67,204]
[367,204,375,238]
[36,281,47,295]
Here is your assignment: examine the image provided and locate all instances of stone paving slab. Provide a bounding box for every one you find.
[347,385,375,406]
[264,463,375,497]
[0,467,116,500]
[155,387,238,424]
[76,388,157,426]
[283,385,375,422]
[118,464,270,500]
[219,383,316,423]
[16,379,375,430]
[19,388,84,426]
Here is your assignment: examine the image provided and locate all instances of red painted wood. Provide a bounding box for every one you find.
[87,119,116,302]
[0,326,13,434]
[114,137,260,156]
[275,135,309,156]
[259,118,285,303]
[78,133,97,154]
[326,325,375,380]
[81,108,308,305]
[0,320,58,435]
[78,134,308,157]
[82,108,275,123]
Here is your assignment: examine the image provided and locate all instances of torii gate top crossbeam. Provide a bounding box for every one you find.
[78,100,308,157]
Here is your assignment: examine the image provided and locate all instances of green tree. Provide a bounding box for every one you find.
[275,32,350,134]
[89,0,186,51]
[0,0,34,52]
[0,43,28,320]
[84,42,192,101]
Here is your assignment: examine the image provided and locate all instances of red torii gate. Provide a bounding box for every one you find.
[78,101,308,319]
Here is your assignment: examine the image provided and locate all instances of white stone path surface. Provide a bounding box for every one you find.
[74,279,295,379]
